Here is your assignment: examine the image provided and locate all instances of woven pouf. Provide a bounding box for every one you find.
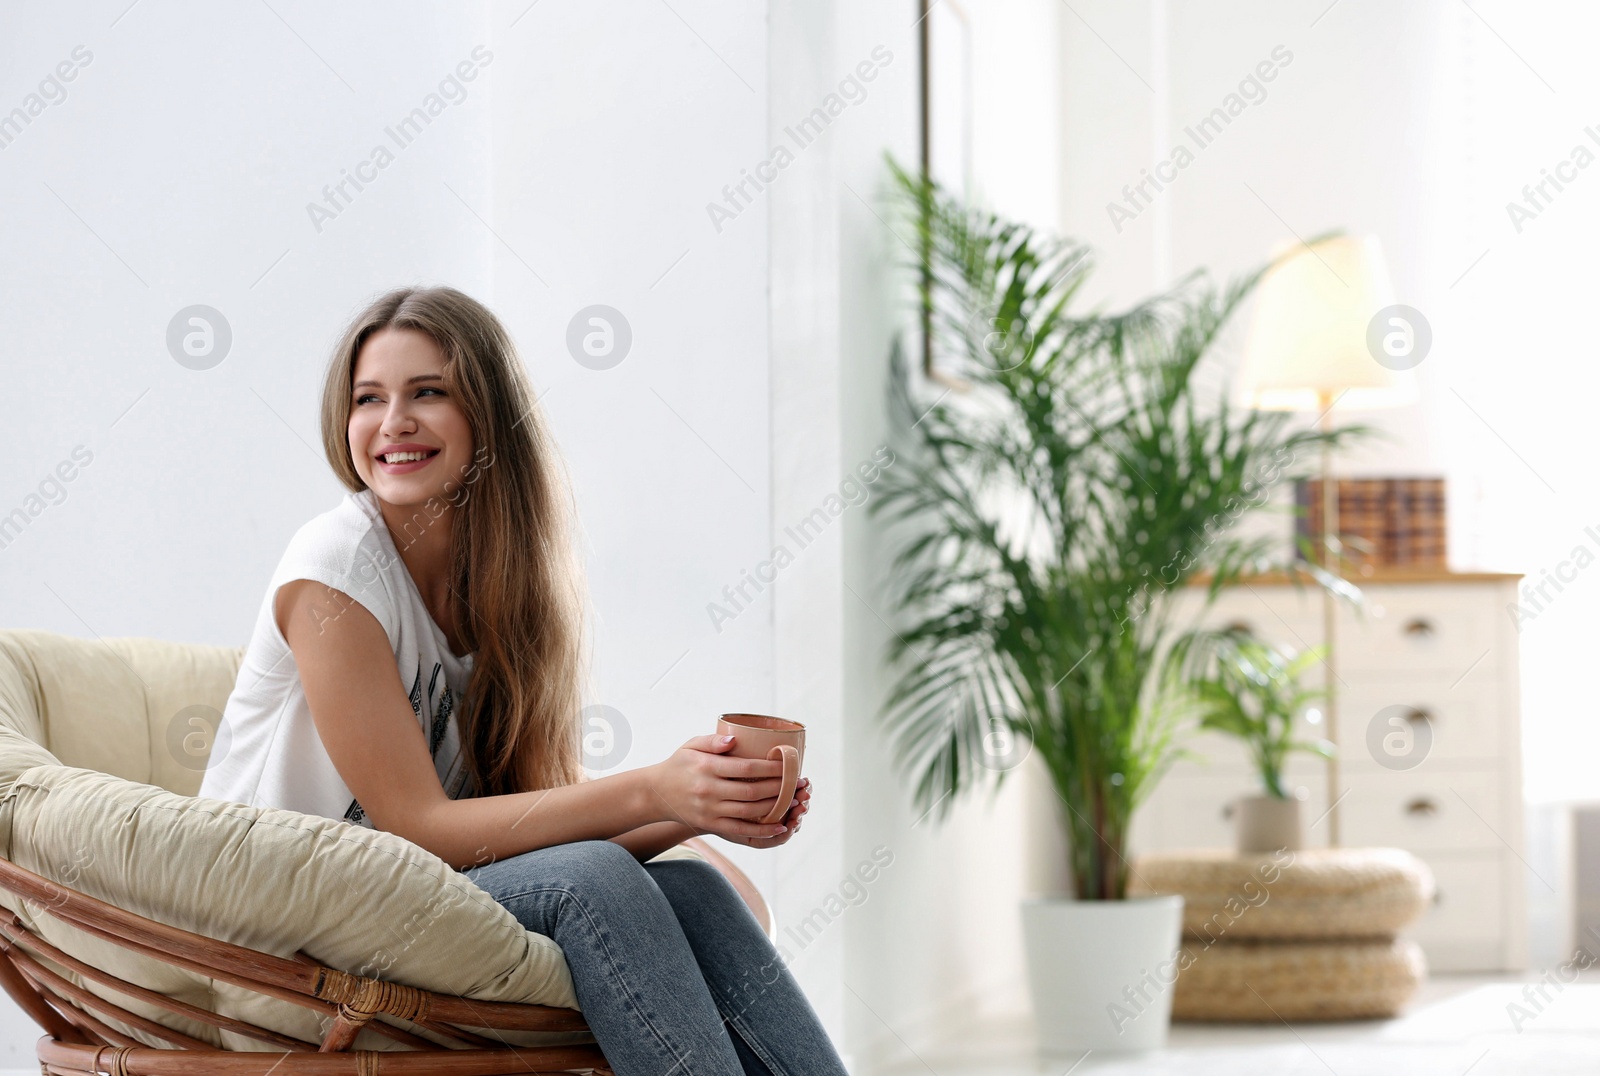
[1165,938,1427,1021]
[1129,847,1435,940]
[1128,847,1436,1021]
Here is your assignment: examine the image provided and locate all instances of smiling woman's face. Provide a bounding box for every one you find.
[347,327,473,510]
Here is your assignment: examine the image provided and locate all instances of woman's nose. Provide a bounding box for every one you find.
[381,403,418,432]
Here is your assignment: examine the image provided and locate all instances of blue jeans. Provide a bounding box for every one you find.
[460,839,849,1076]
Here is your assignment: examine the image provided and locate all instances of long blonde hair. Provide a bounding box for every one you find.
[319,285,587,797]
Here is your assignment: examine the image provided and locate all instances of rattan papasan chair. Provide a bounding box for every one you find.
[0,628,773,1076]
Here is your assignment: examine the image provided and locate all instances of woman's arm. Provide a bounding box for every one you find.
[609,820,701,862]
[281,580,788,871]
[582,767,701,862]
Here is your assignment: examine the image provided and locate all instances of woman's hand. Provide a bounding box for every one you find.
[645,734,793,841]
[718,775,811,849]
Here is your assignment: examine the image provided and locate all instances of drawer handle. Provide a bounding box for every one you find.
[1432,887,1443,906]
[1222,802,1234,820]
[1403,617,1436,638]
[1405,797,1439,816]
[1221,620,1255,638]
[1406,707,1433,725]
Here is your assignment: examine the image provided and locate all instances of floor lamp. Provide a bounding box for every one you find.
[1234,235,1418,847]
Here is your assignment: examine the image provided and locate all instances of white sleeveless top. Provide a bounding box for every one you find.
[200,488,476,828]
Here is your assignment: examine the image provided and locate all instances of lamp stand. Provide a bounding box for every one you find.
[1318,390,1342,848]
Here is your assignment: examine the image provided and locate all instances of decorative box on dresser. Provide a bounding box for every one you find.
[1129,568,1528,972]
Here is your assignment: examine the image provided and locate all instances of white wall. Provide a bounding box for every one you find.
[765,0,853,1052]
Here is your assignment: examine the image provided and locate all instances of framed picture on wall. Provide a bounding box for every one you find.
[917,0,973,386]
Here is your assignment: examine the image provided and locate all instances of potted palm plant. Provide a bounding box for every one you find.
[868,156,1369,1052]
[1186,629,1334,853]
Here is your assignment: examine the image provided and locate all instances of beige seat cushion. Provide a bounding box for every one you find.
[0,630,247,797]
[0,629,704,1052]
[0,762,599,1050]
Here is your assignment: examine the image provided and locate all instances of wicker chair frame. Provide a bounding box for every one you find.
[0,838,771,1076]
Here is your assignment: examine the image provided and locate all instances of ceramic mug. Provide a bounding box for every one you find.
[717,713,805,825]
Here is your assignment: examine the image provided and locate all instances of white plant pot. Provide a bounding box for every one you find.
[1021,894,1184,1053]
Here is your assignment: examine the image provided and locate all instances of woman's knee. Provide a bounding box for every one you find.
[647,856,745,911]
[548,838,645,887]
[472,839,647,903]
[650,856,722,886]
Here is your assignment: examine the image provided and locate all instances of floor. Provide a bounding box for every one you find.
[0,975,1592,1074]
[862,974,1600,1075]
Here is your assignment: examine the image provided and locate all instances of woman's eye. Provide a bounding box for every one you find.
[354,388,444,405]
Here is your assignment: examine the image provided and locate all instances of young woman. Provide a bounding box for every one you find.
[199,286,846,1076]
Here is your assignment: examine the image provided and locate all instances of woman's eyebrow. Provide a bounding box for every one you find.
[352,373,445,391]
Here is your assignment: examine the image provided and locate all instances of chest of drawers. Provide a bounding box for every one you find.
[1128,570,1527,971]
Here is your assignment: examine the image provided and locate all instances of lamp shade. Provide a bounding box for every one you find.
[1234,235,1419,411]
